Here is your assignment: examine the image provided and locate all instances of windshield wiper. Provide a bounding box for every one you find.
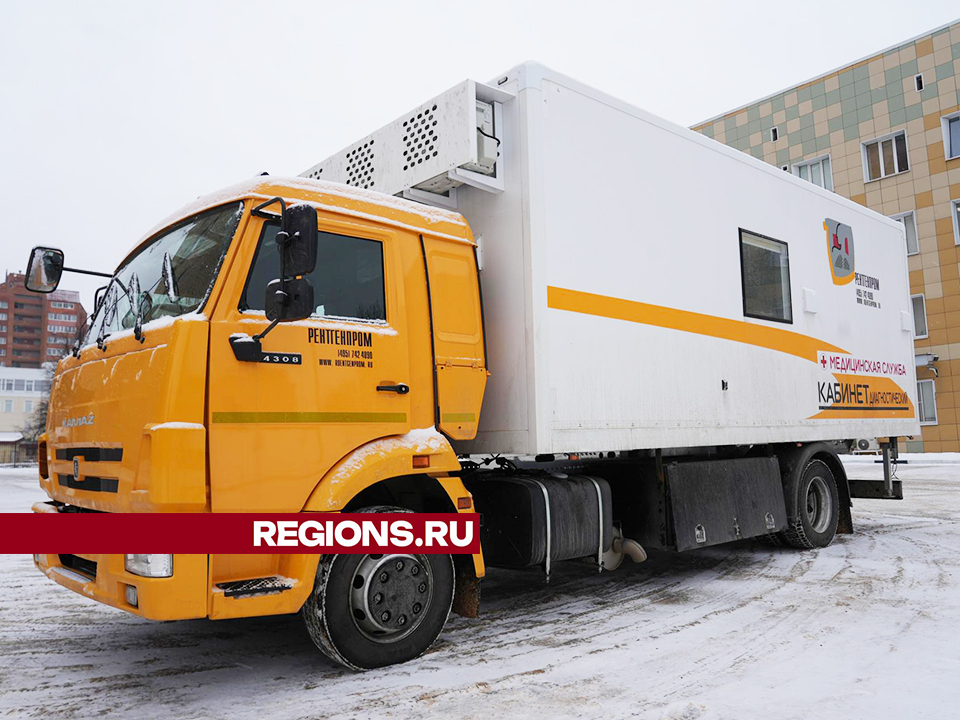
[94,277,135,351]
[162,252,178,303]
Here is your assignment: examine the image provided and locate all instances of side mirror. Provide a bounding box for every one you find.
[279,203,318,277]
[25,247,65,293]
[265,277,314,322]
[94,285,107,312]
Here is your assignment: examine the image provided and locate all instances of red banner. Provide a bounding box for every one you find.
[1,513,480,554]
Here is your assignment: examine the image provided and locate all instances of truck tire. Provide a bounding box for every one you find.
[301,506,455,670]
[780,459,839,549]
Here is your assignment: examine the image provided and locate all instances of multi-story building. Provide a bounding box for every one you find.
[0,272,87,368]
[693,19,960,452]
[0,366,50,433]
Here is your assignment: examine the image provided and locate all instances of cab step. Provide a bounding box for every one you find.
[216,576,295,598]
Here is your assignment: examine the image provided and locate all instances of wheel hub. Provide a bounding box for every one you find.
[349,554,432,643]
[805,475,831,534]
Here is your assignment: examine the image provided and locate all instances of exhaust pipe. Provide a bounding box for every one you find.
[613,536,647,563]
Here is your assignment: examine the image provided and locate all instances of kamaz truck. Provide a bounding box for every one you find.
[25,62,918,670]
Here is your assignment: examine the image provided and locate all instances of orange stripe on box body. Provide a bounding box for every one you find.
[546,286,847,362]
[546,286,915,422]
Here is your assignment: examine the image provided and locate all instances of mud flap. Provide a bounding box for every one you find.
[668,457,787,551]
[452,555,480,618]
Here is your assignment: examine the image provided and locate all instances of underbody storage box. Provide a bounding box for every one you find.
[466,474,613,568]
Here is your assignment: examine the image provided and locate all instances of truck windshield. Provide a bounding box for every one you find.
[85,202,243,343]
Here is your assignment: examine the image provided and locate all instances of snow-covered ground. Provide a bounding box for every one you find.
[1,458,958,719]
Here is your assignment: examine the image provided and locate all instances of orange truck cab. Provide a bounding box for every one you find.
[29,177,487,669]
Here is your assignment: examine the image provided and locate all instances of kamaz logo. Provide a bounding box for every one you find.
[62,414,95,428]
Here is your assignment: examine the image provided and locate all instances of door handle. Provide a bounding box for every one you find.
[376,383,410,395]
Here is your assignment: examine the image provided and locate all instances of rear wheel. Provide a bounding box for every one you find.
[302,507,455,670]
[780,459,839,549]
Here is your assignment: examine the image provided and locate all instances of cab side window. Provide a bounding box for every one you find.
[242,224,386,322]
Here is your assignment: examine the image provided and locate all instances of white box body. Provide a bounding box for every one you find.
[304,62,921,456]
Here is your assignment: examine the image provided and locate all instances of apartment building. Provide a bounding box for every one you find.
[0,272,87,368]
[693,19,960,452]
[0,366,50,433]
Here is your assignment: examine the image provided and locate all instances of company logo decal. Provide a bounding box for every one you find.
[825,218,855,285]
[62,413,94,428]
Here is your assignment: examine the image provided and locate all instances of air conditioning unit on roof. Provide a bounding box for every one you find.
[301,80,513,208]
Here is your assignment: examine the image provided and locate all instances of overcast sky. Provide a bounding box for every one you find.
[2,1,957,311]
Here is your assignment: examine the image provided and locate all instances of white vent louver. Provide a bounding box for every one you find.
[402,104,439,173]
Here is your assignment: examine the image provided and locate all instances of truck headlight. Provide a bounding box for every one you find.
[124,554,173,578]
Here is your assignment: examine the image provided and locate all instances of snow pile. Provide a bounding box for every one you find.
[237,311,398,336]
[140,175,469,252]
[145,422,204,431]
[324,427,450,491]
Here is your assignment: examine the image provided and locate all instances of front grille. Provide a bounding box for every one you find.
[57,474,119,493]
[55,447,123,462]
[59,554,97,579]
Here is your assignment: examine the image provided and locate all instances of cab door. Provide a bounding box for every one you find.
[207,211,415,512]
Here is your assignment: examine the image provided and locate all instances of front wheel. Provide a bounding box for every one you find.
[302,508,455,670]
[780,458,839,549]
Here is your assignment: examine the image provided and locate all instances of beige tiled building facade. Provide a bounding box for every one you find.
[694,19,960,452]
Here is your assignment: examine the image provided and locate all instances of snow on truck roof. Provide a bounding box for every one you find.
[135,175,473,263]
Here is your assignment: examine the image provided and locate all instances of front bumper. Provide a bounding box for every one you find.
[32,505,208,621]
[35,553,208,620]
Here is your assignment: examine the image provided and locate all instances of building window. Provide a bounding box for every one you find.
[770,127,779,142]
[0,338,5,345]
[49,301,74,309]
[862,131,909,181]
[0,301,6,308]
[943,114,960,160]
[0,313,6,320]
[1,400,11,413]
[46,348,61,356]
[911,294,928,339]
[915,74,924,92]
[953,199,960,246]
[918,379,937,425]
[24,400,33,413]
[739,229,792,324]
[892,211,919,256]
[793,155,833,190]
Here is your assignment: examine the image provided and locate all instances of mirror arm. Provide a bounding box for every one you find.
[62,266,113,279]
[253,318,281,343]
